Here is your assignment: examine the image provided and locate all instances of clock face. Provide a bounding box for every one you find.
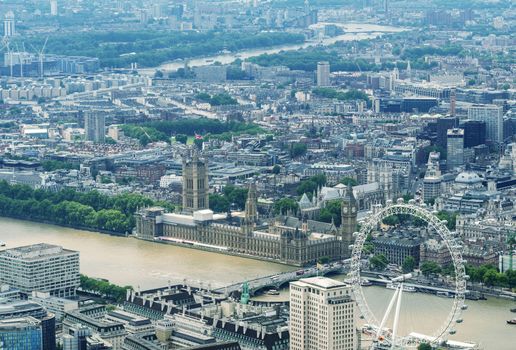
[343,207,348,214]
[352,207,356,213]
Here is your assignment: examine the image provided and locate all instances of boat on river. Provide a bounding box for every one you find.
[507,318,516,325]
[266,289,280,296]
[437,291,453,298]
[0,240,5,247]
[510,307,516,313]
[386,283,416,292]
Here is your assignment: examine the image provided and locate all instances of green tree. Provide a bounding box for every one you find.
[483,269,498,287]
[382,215,400,226]
[274,198,299,215]
[370,254,389,270]
[319,200,342,226]
[139,134,151,146]
[421,261,441,276]
[209,194,230,213]
[194,138,203,150]
[223,185,248,210]
[175,134,188,144]
[418,343,432,350]
[436,211,458,230]
[272,164,281,175]
[339,177,358,186]
[318,256,330,264]
[402,256,416,273]
[290,142,307,158]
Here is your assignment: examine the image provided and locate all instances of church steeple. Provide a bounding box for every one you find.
[340,183,357,258]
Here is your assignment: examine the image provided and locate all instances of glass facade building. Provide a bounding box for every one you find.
[0,317,42,350]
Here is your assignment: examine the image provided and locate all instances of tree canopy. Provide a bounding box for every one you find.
[0,181,172,234]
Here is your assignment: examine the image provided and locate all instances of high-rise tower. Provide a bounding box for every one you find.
[84,111,105,143]
[450,88,457,117]
[316,61,330,87]
[290,277,357,350]
[182,150,209,213]
[4,11,15,37]
[50,0,58,16]
[341,183,357,258]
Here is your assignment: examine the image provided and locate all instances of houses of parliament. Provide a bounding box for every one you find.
[135,152,358,266]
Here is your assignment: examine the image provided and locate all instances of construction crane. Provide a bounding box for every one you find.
[14,42,23,78]
[30,36,49,79]
[0,37,14,77]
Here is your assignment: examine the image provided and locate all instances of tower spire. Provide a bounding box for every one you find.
[243,181,258,236]
[340,182,357,258]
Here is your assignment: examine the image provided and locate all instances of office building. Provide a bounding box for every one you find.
[0,243,80,297]
[50,0,58,16]
[182,151,210,213]
[3,11,15,37]
[0,317,42,349]
[460,120,486,148]
[193,65,227,82]
[467,104,504,144]
[423,152,442,203]
[436,116,458,148]
[63,306,127,350]
[450,88,456,117]
[447,128,464,169]
[290,277,357,350]
[29,291,79,321]
[62,324,91,350]
[499,253,515,273]
[84,111,106,143]
[0,284,21,300]
[316,61,330,87]
[0,299,56,350]
[373,237,421,266]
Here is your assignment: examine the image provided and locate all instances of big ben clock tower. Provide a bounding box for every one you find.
[341,183,358,258]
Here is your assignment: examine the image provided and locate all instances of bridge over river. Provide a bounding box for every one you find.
[214,262,347,296]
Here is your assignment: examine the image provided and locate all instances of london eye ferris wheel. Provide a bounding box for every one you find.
[349,199,468,349]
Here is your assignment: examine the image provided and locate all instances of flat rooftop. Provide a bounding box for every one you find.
[0,243,78,260]
[294,276,346,290]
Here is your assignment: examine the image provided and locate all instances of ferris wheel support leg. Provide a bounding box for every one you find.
[376,287,399,340]
[391,283,404,349]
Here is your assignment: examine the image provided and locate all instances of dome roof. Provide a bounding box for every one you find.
[455,171,482,184]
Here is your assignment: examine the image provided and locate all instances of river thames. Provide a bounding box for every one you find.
[1,217,514,349]
[139,23,407,75]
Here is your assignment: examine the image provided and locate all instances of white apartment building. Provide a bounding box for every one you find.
[290,277,357,350]
[0,243,80,297]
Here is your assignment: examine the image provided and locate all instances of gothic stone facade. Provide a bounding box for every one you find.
[135,209,343,266]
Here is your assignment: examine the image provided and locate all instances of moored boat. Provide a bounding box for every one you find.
[266,289,280,296]
[386,283,416,292]
[360,279,373,287]
[506,318,516,325]
[437,291,453,298]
